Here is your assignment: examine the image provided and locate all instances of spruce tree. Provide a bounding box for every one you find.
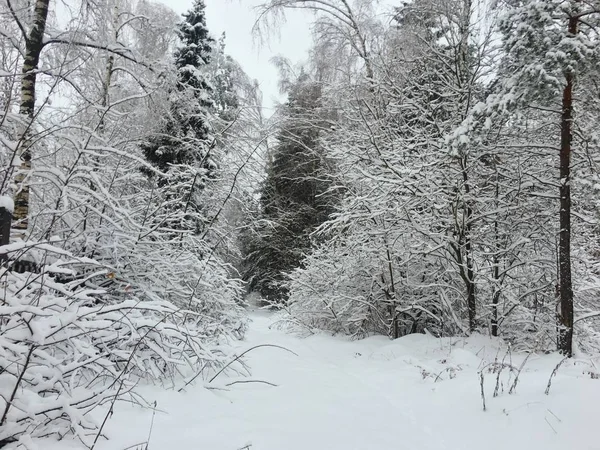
[210,33,240,123]
[174,0,214,99]
[142,0,214,170]
[241,74,335,302]
[141,0,215,233]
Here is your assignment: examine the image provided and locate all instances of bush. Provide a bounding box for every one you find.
[0,243,242,447]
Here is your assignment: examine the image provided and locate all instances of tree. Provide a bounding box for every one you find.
[255,0,376,81]
[209,33,241,124]
[394,0,486,332]
[10,0,50,231]
[241,72,336,302]
[475,0,600,356]
[1,0,154,233]
[276,0,561,345]
[0,0,250,445]
[174,0,214,100]
[142,0,214,171]
[141,0,216,236]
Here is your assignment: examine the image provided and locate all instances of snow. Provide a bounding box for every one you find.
[37,311,600,450]
[0,195,14,214]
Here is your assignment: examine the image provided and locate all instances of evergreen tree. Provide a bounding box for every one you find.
[174,0,214,100]
[209,33,241,123]
[142,0,214,170]
[483,0,600,356]
[241,74,336,302]
[141,0,216,233]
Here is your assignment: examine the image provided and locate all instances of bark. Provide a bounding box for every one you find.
[332,0,373,82]
[491,167,500,337]
[458,0,476,332]
[99,2,119,128]
[13,0,51,231]
[461,157,476,332]
[557,14,577,357]
[385,245,398,338]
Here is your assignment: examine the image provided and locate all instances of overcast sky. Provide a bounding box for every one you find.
[161,0,314,112]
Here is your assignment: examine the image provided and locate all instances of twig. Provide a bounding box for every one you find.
[509,353,532,394]
[91,310,176,450]
[493,354,508,398]
[145,401,157,449]
[544,417,557,434]
[547,409,562,423]
[545,357,569,395]
[226,379,278,387]
[479,371,486,411]
[0,346,35,427]
[208,344,298,384]
[121,443,148,450]
[433,367,453,383]
[177,362,209,392]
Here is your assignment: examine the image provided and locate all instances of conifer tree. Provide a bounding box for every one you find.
[487,0,600,356]
[210,33,241,123]
[174,0,214,99]
[241,74,335,301]
[141,0,216,233]
[142,0,214,168]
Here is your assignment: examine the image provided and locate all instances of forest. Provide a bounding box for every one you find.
[0,0,599,448]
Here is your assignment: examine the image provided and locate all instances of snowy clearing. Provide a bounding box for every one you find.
[38,311,600,450]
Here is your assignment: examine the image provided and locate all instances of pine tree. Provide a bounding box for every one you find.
[488,0,600,356]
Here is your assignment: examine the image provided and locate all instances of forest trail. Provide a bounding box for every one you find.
[46,311,600,450]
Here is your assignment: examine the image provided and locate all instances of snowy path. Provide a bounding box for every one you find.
[48,311,600,450]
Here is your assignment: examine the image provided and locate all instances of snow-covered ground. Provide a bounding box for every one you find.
[44,311,599,450]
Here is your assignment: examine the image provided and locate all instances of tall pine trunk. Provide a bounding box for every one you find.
[557,13,577,357]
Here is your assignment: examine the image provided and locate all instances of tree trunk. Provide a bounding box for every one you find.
[459,157,476,332]
[13,0,51,232]
[491,174,500,336]
[385,245,399,338]
[557,14,577,357]
[458,0,476,332]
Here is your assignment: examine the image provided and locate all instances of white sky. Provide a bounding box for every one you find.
[162,0,314,112]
